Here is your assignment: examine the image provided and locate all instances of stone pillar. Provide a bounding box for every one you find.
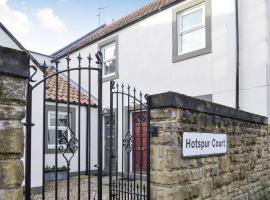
[0,46,30,200]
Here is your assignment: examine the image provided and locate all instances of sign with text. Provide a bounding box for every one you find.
[183,132,227,157]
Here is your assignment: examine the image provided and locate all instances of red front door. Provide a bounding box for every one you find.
[132,112,147,172]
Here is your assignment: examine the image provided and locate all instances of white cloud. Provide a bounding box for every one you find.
[36,8,67,33]
[0,0,31,35]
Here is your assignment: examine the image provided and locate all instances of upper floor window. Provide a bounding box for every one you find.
[101,42,117,77]
[99,36,119,82]
[172,0,211,62]
[178,5,205,54]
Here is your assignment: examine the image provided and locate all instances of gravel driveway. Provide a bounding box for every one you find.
[31,175,109,200]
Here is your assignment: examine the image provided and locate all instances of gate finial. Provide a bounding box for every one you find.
[29,65,38,83]
[110,81,115,90]
[66,54,71,68]
[95,51,103,65]
[87,54,92,67]
[77,53,82,67]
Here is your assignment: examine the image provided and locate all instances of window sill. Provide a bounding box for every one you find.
[102,73,119,82]
[172,47,212,63]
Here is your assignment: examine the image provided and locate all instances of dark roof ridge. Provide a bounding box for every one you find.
[51,24,106,56]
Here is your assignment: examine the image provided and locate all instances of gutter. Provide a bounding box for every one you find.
[235,0,240,109]
[51,24,106,57]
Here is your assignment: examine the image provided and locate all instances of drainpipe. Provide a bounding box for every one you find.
[235,0,240,109]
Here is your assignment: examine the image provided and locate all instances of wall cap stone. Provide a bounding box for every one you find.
[150,92,268,125]
[0,46,30,78]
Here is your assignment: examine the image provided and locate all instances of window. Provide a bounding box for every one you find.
[178,5,205,54]
[172,0,211,62]
[45,105,76,154]
[101,43,116,77]
[98,36,119,82]
[48,111,70,149]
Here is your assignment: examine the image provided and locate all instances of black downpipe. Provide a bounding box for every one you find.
[235,0,240,109]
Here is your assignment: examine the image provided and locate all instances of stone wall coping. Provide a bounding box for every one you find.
[150,91,268,125]
[0,46,30,78]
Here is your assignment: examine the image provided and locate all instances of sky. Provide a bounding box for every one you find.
[0,0,151,54]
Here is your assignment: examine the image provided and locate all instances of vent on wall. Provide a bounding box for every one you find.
[194,94,213,102]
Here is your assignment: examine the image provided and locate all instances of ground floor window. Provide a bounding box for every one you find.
[45,105,76,154]
[48,111,70,149]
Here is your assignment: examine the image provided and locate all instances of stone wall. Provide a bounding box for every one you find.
[149,92,270,200]
[0,46,30,200]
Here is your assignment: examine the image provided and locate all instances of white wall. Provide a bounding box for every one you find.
[59,0,270,118]
[265,0,270,121]
[30,51,55,67]
[31,100,98,188]
[238,0,270,117]
[55,0,270,176]
[0,27,21,50]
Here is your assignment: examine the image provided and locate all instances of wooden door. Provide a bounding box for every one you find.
[132,112,147,172]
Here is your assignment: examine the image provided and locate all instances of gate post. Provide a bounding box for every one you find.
[0,47,30,200]
[96,52,103,199]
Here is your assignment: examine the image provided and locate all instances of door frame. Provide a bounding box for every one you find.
[131,111,147,173]
[103,111,117,171]
[123,106,147,175]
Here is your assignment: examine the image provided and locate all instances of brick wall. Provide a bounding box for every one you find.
[149,92,270,200]
[0,46,30,200]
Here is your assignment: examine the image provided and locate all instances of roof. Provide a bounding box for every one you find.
[0,22,97,106]
[51,24,106,57]
[0,22,44,72]
[46,68,96,106]
[53,0,183,58]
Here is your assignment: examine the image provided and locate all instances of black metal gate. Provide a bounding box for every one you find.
[24,52,150,200]
[108,81,150,200]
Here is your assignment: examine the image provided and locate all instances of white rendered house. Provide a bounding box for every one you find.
[53,0,270,120]
[1,0,270,192]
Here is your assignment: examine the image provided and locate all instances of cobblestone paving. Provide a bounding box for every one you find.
[31,176,109,200]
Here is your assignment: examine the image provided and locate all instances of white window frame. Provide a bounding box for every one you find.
[101,42,117,78]
[172,0,212,62]
[98,36,119,82]
[47,111,71,149]
[177,4,206,55]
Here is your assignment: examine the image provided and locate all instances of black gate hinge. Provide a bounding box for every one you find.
[149,126,158,137]
[23,123,35,127]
